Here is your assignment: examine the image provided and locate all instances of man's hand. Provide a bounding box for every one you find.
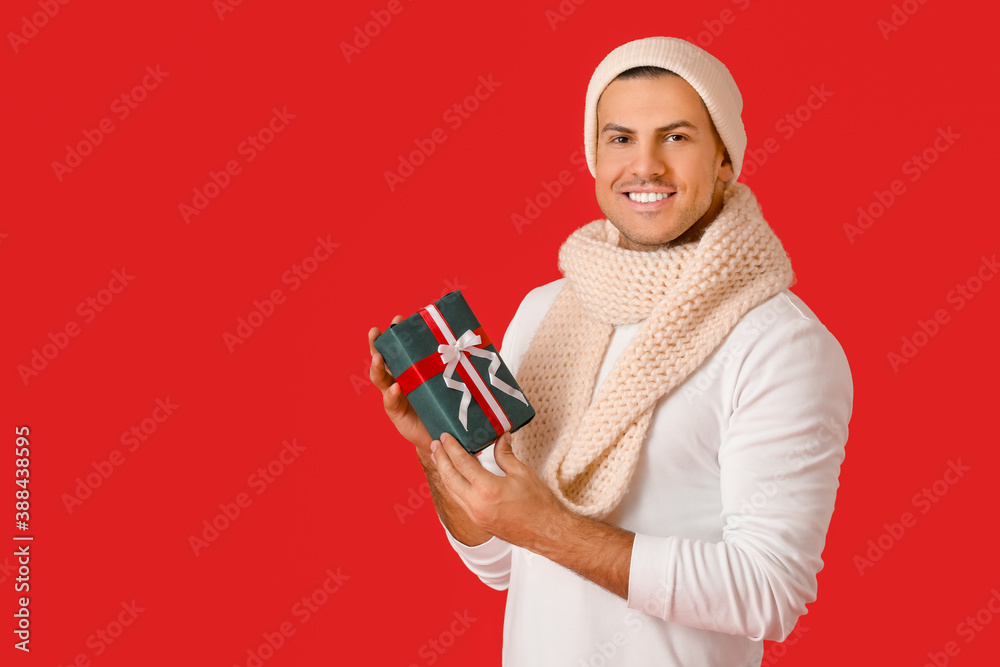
[368,319,492,546]
[432,431,636,599]
[431,432,566,550]
[368,318,432,455]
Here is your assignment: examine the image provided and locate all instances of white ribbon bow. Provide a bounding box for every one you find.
[436,327,528,431]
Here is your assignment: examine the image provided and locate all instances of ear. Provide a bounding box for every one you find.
[718,147,734,183]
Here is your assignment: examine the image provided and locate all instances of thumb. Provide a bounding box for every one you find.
[493,432,522,474]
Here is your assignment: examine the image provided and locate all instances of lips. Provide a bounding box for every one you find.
[626,191,674,203]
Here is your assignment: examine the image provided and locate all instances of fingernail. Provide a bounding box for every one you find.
[430,441,438,464]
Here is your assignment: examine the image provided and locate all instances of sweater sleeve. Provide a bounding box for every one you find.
[439,417,513,590]
[441,522,513,591]
[626,313,853,641]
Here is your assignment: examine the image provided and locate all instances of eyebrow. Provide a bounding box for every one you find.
[600,120,701,135]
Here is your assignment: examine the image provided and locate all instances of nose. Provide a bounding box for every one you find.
[629,140,667,180]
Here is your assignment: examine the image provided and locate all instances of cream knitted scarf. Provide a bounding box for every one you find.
[511,183,795,519]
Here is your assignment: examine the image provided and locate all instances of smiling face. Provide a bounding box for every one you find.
[595,73,734,251]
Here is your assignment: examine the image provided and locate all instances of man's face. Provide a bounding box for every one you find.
[594,74,734,251]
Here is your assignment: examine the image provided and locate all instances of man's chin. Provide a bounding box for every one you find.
[613,227,681,252]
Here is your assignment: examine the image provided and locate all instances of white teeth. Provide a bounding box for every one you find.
[628,192,670,203]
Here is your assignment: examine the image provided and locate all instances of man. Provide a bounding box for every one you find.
[368,36,852,666]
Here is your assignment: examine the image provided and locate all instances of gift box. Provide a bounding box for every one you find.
[374,291,535,455]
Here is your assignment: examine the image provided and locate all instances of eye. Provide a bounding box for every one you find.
[610,135,630,144]
[665,133,686,142]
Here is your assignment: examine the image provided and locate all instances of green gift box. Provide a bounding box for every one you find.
[374,291,535,455]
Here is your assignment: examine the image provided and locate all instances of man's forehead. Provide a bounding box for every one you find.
[597,76,712,127]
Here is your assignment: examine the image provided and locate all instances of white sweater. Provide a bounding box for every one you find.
[444,278,854,666]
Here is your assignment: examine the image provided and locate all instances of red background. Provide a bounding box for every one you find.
[3,0,998,665]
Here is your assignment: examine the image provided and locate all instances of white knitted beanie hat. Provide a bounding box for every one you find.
[584,36,747,184]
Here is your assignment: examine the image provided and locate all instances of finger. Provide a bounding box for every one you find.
[492,432,524,475]
[432,437,474,497]
[382,382,410,420]
[367,326,382,356]
[440,433,490,484]
[368,315,405,354]
[369,318,405,388]
[369,351,396,391]
[367,325,394,388]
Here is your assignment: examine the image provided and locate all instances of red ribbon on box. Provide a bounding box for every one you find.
[395,325,492,395]
[394,304,526,438]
